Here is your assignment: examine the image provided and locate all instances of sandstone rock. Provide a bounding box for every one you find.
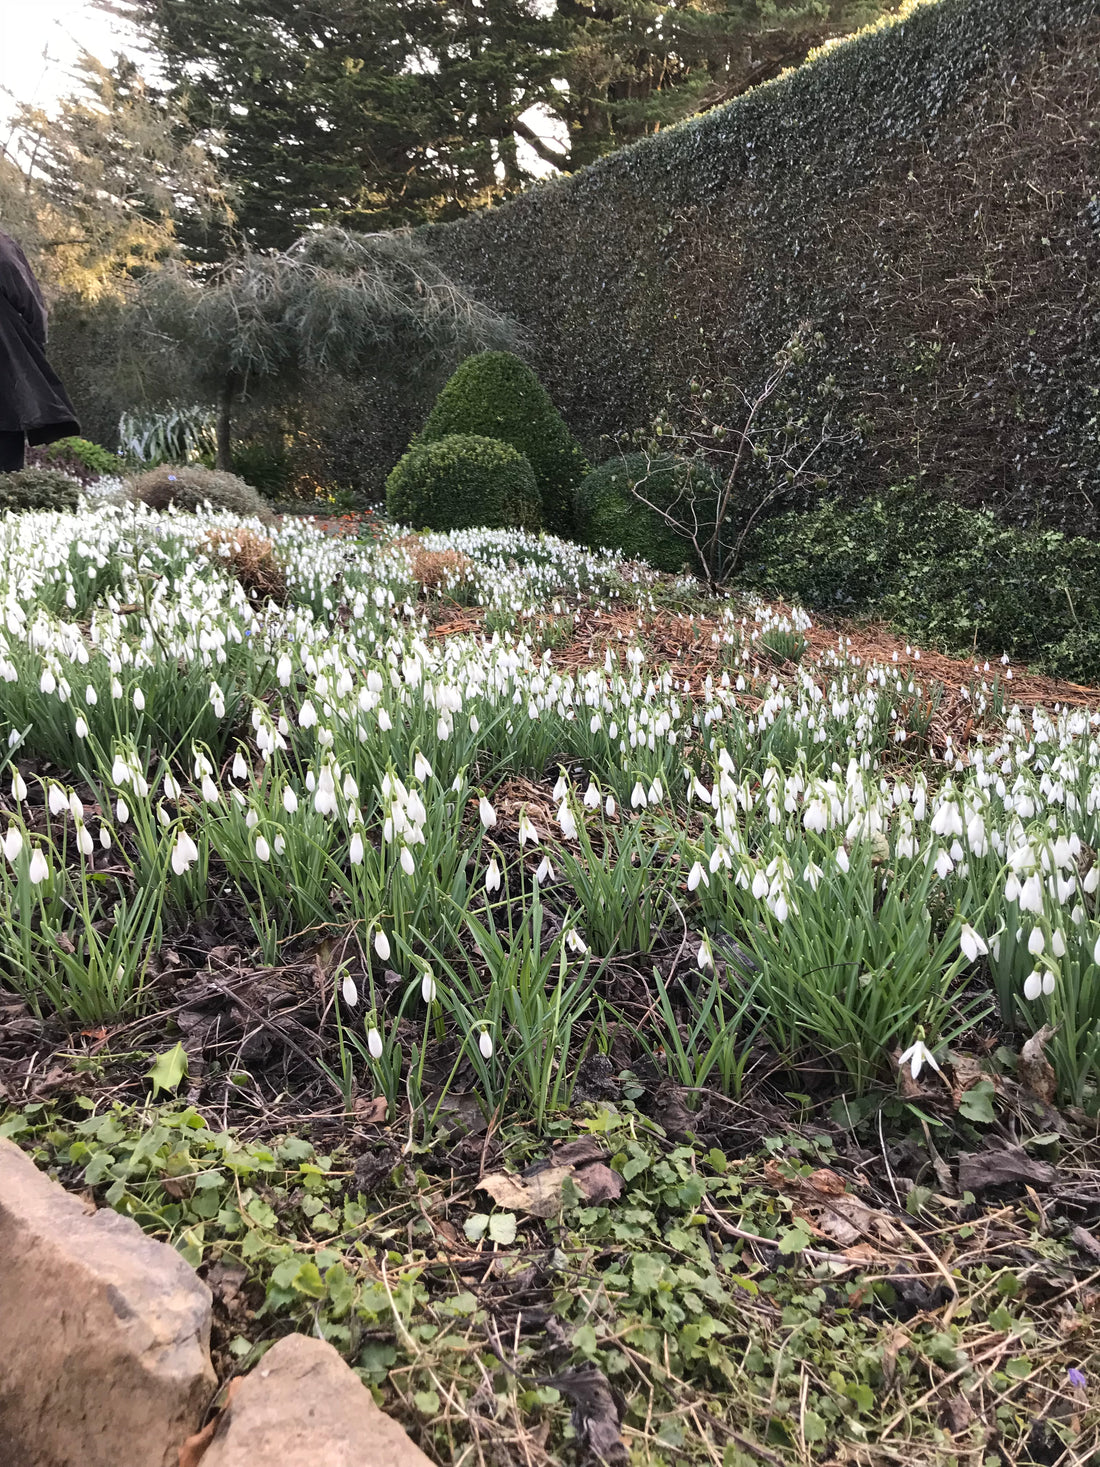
[0,1137,216,1467]
[197,1333,434,1467]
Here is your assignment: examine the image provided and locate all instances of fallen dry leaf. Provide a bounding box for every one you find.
[542,1365,627,1465]
[480,1147,623,1217]
[765,1163,899,1248]
[353,1095,387,1123]
[1019,1025,1058,1106]
[957,1145,1059,1194]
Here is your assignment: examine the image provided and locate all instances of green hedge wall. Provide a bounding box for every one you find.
[429,0,1100,531]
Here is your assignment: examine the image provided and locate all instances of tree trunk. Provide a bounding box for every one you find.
[215,375,235,471]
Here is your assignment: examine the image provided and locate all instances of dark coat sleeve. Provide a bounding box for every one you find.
[0,231,79,443]
[0,234,48,349]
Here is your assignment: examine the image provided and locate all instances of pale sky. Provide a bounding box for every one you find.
[0,0,139,125]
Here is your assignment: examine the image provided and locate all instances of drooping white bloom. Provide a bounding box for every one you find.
[313,766,337,816]
[400,845,415,876]
[421,968,437,1004]
[697,939,713,969]
[479,797,497,829]
[367,1026,384,1059]
[751,869,769,900]
[299,700,318,728]
[10,770,26,802]
[517,812,539,846]
[3,827,23,863]
[74,717,88,739]
[835,846,850,874]
[255,834,271,862]
[341,972,358,1006]
[959,925,988,964]
[687,861,708,892]
[557,802,578,841]
[897,1038,941,1080]
[232,751,248,781]
[171,830,200,876]
[485,857,502,893]
[414,752,432,782]
[1028,928,1045,957]
[583,783,601,810]
[631,781,647,810]
[535,855,554,885]
[1023,969,1043,1001]
[47,784,68,816]
[564,928,587,953]
[478,1029,493,1060]
[373,928,391,962]
[27,848,49,885]
[1051,929,1066,958]
[605,794,617,818]
[349,832,364,865]
[133,688,145,712]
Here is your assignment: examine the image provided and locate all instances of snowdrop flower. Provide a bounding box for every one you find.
[751,869,769,900]
[517,812,539,846]
[552,773,568,802]
[564,928,587,953]
[281,785,298,814]
[3,827,23,863]
[583,783,601,810]
[959,925,988,964]
[349,832,364,865]
[897,1038,941,1080]
[697,938,713,969]
[133,688,145,712]
[27,848,49,885]
[373,928,391,962]
[74,717,88,739]
[802,861,823,891]
[232,751,248,781]
[478,797,497,829]
[171,830,200,876]
[201,774,219,803]
[341,972,358,1006]
[399,845,415,876]
[478,1029,494,1060]
[1052,929,1066,958]
[1019,874,1043,914]
[10,770,26,802]
[1023,970,1043,1001]
[47,784,68,816]
[367,1026,384,1059]
[485,857,502,893]
[1028,928,1045,957]
[421,968,437,1004]
[115,798,129,824]
[313,766,337,816]
[605,794,616,818]
[414,752,432,782]
[535,854,554,885]
[557,802,578,841]
[299,700,318,728]
[835,846,850,874]
[687,861,708,892]
[255,834,271,862]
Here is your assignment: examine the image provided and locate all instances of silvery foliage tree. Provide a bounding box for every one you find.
[129,226,518,467]
[622,325,852,590]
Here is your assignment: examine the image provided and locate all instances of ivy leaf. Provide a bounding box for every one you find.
[146,1042,188,1098]
[959,1079,996,1125]
[488,1212,517,1246]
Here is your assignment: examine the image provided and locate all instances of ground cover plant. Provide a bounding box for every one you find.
[0,499,1099,1462]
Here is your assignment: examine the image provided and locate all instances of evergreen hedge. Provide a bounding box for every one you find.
[575,453,717,573]
[419,352,585,539]
[430,0,1100,532]
[385,434,541,533]
[0,468,82,514]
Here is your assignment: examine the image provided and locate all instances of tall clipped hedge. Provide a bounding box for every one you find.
[419,352,586,539]
[429,0,1100,532]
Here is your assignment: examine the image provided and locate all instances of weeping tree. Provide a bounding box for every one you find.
[128,227,518,468]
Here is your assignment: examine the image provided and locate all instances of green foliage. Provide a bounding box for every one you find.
[420,352,585,539]
[575,453,717,572]
[126,464,275,523]
[0,468,82,513]
[743,482,1100,679]
[385,434,541,534]
[28,437,117,485]
[431,0,1100,535]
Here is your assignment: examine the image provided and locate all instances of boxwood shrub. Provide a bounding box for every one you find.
[575,453,718,573]
[420,352,585,539]
[385,434,541,533]
[0,468,82,514]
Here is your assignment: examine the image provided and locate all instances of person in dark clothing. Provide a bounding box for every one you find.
[0,229,79,470]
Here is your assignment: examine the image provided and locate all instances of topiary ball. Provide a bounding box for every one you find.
[420,352,585,540]
[385,434,541,533]
[574,453,713,573]
[0,467,82,514]
[125,465,276,524]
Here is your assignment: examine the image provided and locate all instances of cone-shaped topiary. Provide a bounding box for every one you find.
[575,453,717,574]
[419,352,585,539]
[126,465,276,524]
[386,434,541,533]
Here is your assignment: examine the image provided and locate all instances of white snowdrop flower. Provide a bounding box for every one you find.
[414,752,433,782]
[697,939,713,969]
[1093,932,1100,966]
[349,832,364,865]
[421,968,437,1004]
[605,794,617,818]
[201,775,219,803]
[171,830,200,876]
[564,928,588,954]
[751,870,769,900]
[282,785,299,814]
[552,773,568,802]
[110,678,123,701]
[687,861,708,892]
[245,809,259,830]
[255,834,271,862]
[478,1029,493,1060]
[1042,971,1056,996]
[773,892,790,923]
[959,925,988,964]
[935,849,954,879]
[341,972,358,1006]
[583,783,601,810]
[74,716,88,739]
[479,797,497,829]
[133,688,145,712]
[47,784,67,815]
[277,653,293,687]
[1019,874,1043,914]
[897,1039,941,1080]
[273,833,286,856]
[400,845,415,876]
[803,800,828,834]
[163,772,181,801]
[1052,929,1067,958]
[100,825,111,850]
[631,781,647,809]
[517,812,539,846]
[314,766,338,816]
[10,770,26,802]
[557,803,578,841]
[469,713,479,735]
[535,854,554,885]
[1084,865,1100,895]
[27,848,49,885]
[3,827,23,863]
[342,772,359,802]
[836,846,850,874]
[1023,970,1043,1001]
[232,751,248,781]
[373,928,391,962]
[116,798,129,824]
[485,857,502,893]
[377,708,392,732]
[1028,928,1045,957]
[299,700,318,728]
[39,668,56,695]
[367,1026,384,1059]
[1004,872,1020,904]
[85,684,97,707]
[67,791,84,823]
[75,824,94,857]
